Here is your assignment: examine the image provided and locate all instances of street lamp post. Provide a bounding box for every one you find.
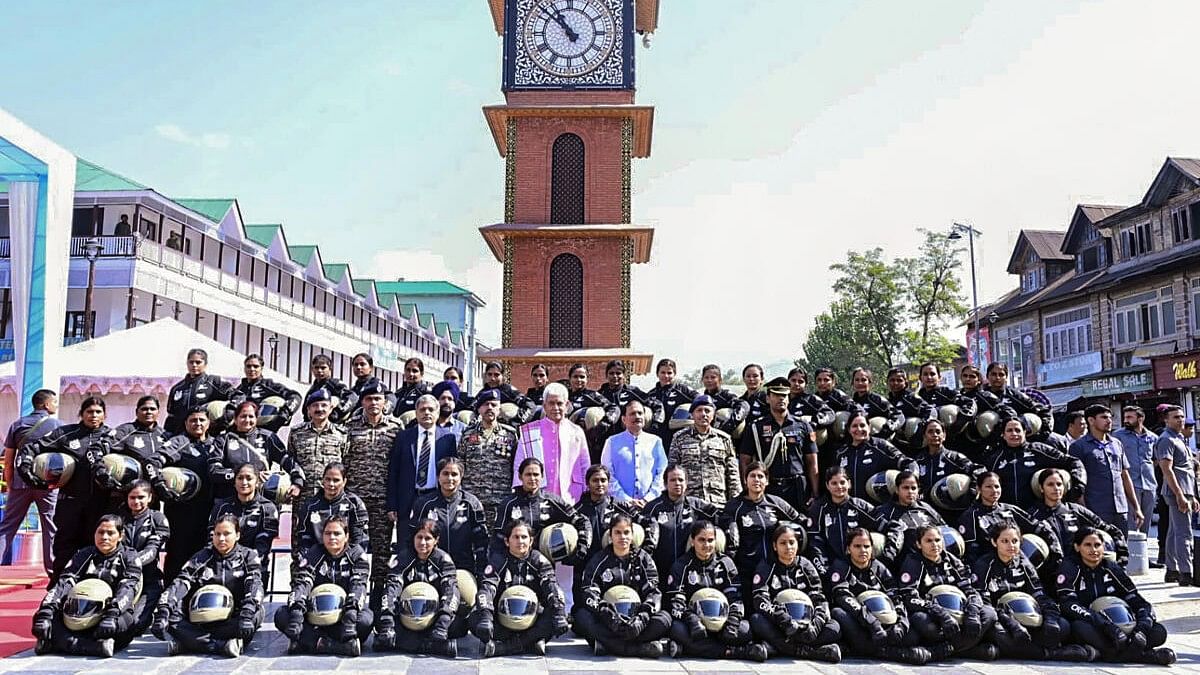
[268,333,279,370]
[82,237,104,339]
[949,222,984,365]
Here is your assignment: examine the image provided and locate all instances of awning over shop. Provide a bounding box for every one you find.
[1042,385,1083,411]
[1078,366,1154,398]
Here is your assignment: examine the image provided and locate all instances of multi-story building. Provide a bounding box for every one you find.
[0,159,477,391]
[979,157,1200,424]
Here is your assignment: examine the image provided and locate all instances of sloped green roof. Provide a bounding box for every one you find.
[244,223,281,248]
[435,322,451,338]
[176,198,235,222]
[288,245,317,266]
[75,159,147,191]
[377,293,396,310]
[418,313,434,329]
[398,303,417,320]
[449,330,463,346]
[375,280,472,296]
[352,279,376,298]
[323,263,350,284]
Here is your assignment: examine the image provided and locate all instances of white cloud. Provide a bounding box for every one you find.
[154,123,232,150]
[364,249,502,347]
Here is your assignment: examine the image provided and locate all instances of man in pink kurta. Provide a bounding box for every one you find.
[513,383,589,502]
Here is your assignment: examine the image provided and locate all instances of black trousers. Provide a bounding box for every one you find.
[272,606,374,652]
[668,618,752,658]
[749,612,840,655]
[169,606,263,654]
[1070,619,1167,662]
[50,495,105,579]
[573,607,671,653]
[492,610,561,652]
[164,499,212,583]
[908,606,995,652]
[831,607,917,656]
[47,612,138,654]
[992,613,1069,659]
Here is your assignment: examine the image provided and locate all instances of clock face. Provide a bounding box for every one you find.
[522,0,616,78]
[505,0,631,90]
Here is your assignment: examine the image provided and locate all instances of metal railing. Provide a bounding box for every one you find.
[68,236,138,257]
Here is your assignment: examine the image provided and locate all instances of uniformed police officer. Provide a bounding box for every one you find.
[164,349,238,436]
[376,517,464,656]
[350,353,398,418]
[786,367,835,428]
[981,416,1085,510]
[915,420,986,523]
[848,369,905,441]
[457,390,519,527]
[287,389,348,501]
[91,395,169,510]
[885,368,937,451]
[643,464,722,578]
[647,358,700,447]
[669,395,742,508]
[566,364,620,462]
[394,357,432,419]
[234,353,303,432]
[409,457,489,580]
[739,378,819,509]
[208,465,280,576]
[343,380,403,598]
[210,401,304,501]
[525,363,551,407]
[598,360,665,438]
[984,362,1053,440]
[118,480,170,635]
[722,462,804,592]
[833,410,918,502]
[161,408,217,582]
[292,461,370,560]
[477,361,537,425]
[303,354,357,425]
[573,465,660,608]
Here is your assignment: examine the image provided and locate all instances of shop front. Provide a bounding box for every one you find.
[1151,349,1200,422]
[1077,366,1160,418]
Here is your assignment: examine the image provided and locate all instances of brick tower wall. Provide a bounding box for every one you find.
[509,236,624,348]
[512,116,626,225]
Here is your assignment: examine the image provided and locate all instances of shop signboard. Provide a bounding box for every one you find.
[1152,350,1200,390]
[1080,368,1153,398]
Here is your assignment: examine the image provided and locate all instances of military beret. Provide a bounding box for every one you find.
[305,388,331,407]
[474,389,502,410]
[690,394,717,410]
[359,380,387,397]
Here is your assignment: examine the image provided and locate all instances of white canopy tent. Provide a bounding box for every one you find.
[0,319,306,430]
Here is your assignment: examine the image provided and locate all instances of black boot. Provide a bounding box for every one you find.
[1165,570,1180,583]
[881,645,931,665]
[1046,644,1097,662]
[730,643,768,662]
[927,643,956,662]
[1145,647,1177,666]
[629,641,662,658]
[962,642,997,661]
[798,643,841,663]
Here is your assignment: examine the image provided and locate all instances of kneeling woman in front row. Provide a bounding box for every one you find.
[152,514,263,657]
[665,520,768,662]
[375,518,464,657]
[471,519,569,657]
[749,523,841,663]
[972,521,1096,662]
[575,514,672,658]
[32,515,142,658]
[895,524,997,661]
[274,515,372,657]
[1057,527,1176,666]
[828,527,929,665]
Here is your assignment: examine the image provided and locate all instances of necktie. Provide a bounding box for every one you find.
[418,430,431,488]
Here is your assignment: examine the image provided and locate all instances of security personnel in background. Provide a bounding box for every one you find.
[833,410,918,502]
[525,363,551,407]
[351,353,398,417]
[288,389,348,501]
[235,353,302,432]
[394,357,432,419]
[599,360,665,437]
[342,381,403,599]
[848,368,904,441]
[786,367,835,428]
[32,514,142,658]
[739,378,819,509]
[91,395,169,509]
[458,390,519,527]
[304,354,357,425]
[885,368,936,450]
[477,362,537,425]
[647,358,700,447]
[668,395,742,508]
[699,364,751,439]
[739,364,769,422]
[165,348,239,436]
[17,395,112,579]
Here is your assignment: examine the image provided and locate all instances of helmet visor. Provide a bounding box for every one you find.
[693,599,728,620]
[500,597,537,617]
[1005,597,1039,616]
[612,599,638,617]
[932,593,965,614]
[1099,604,1133,627]
[192,591,233,611]
[862,595,893,615]
[402,598,437,617]
[64,597,103,618]
[312,594,344,614]
[782,601,813,622]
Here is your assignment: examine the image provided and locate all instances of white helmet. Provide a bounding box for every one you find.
[497,585,539,631]
[998,591,1042,628]
[856,589,897,626]
[689,588,730,632]
[306,583,346,627]
[189,584,234,624]
[398,581,439,631]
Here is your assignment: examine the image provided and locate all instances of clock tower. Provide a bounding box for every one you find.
[480,0,660,389]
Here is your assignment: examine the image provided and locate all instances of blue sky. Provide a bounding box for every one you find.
[5,1,1199,377]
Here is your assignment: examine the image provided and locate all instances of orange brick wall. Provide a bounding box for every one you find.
[509,236,625,348]
[512,116,626,224]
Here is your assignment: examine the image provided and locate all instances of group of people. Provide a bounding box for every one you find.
[5,351,1189,665]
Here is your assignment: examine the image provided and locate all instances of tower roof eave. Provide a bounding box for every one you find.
[479,223,654,262]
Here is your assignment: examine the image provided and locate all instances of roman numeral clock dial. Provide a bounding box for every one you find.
[506,0,629,89]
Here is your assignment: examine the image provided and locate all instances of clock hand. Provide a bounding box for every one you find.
[550,9,580,42]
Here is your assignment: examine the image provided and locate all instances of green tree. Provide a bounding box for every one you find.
[896,229,967,364]
[829,248,904,369]
[795,299,890,387]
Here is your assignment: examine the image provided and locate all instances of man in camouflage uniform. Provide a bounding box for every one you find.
[667,394,742,508]
[343,381,403,599]
[286,389,349,501]
[457,390,518,527]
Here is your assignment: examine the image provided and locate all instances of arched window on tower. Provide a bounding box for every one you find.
[551,133,585,224]
[549,253,583,348]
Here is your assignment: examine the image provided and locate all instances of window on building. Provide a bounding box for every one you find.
[1120,222,1153,258]
[1043,306,1092,360]
[1192,278,1200,332]
[1172,206,1192,244]
[550,133,585,224]
[71,207,99,237]
[63,311,94,338]
[548,253,583,348]
[1021,266,1045,293]
[1114,286,1175,345]
[1077,243,1108,273]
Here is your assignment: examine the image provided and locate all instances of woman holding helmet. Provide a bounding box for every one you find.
[957,471,1061,568]
[152,514,263,657]
[275,515,372,656]
[160,407,217,582]
[575,514,672,657]
[663,520,768,662]
[209,400,304,501]
[748,523,841,662]
[375,517,463,657]
[31,514,142,657]
[1056,527,1175,665]
[207,464,280,588]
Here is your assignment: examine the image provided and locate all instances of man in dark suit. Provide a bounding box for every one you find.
[387,394,457,544]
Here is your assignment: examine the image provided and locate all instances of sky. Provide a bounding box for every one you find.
[5,0,1200,380]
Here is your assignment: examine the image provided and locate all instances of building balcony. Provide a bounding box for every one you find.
[0,235,138,259]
